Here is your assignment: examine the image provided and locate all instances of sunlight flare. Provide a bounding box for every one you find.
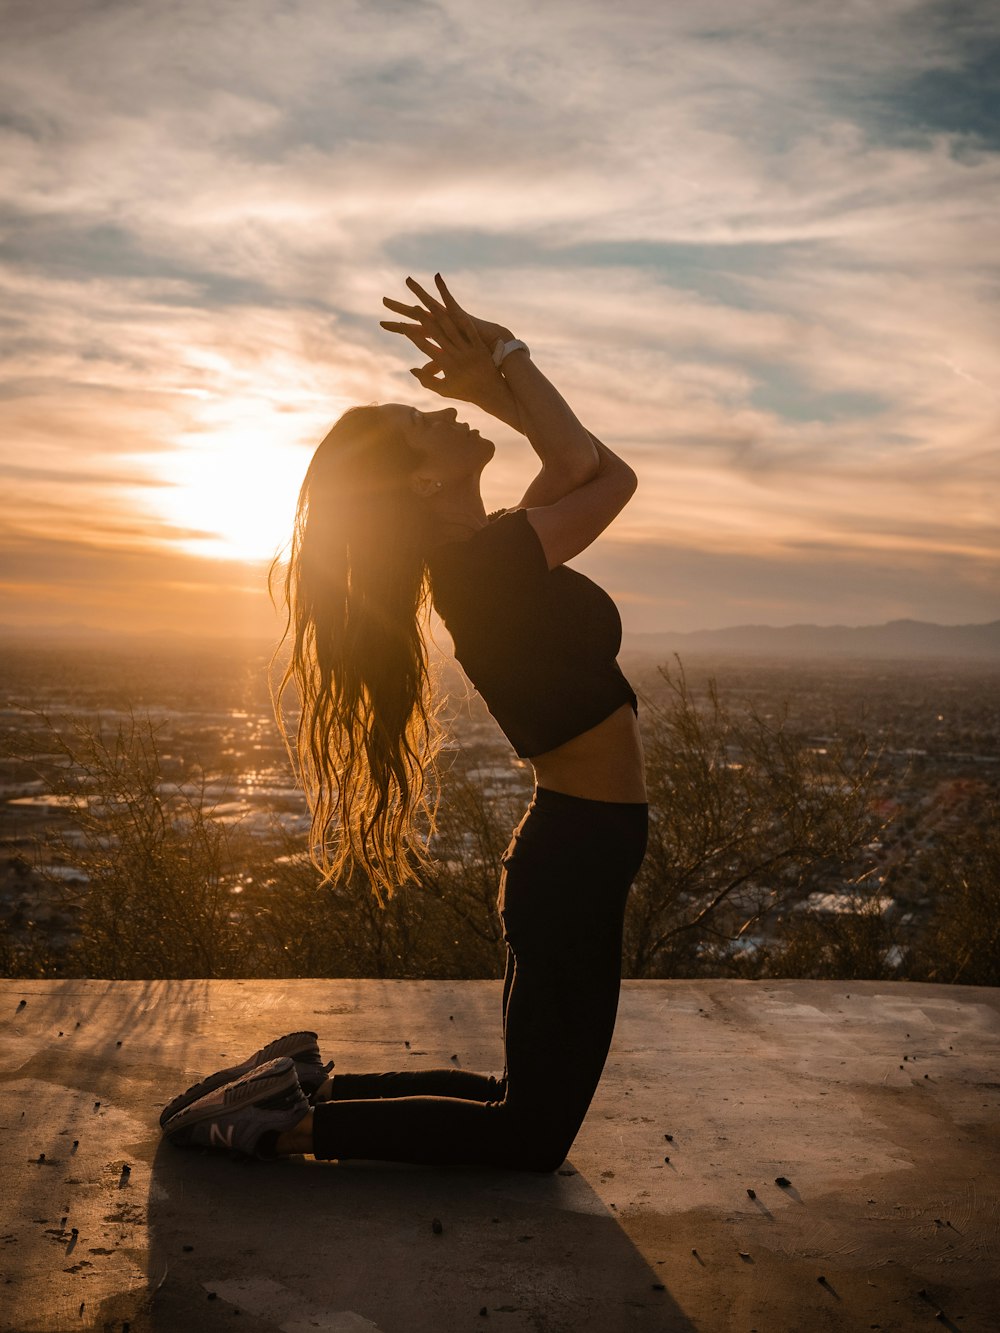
[151,402,314,563]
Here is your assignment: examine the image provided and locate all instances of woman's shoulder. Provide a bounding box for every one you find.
[434,508,527,557]
[473,508,543,561]
[429,508,546,589]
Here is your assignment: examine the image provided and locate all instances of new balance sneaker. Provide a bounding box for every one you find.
[162,1057,309,1158]
[159,1030,332,1128]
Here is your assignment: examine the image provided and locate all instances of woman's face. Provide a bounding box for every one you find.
[379,403,495,489]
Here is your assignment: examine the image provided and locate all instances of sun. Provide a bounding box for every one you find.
[148,403,318,564]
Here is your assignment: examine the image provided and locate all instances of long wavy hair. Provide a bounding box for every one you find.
[271,405,441,904]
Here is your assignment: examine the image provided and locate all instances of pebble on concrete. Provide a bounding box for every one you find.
[774,1176,791,1188]
[747,1188,756,1199]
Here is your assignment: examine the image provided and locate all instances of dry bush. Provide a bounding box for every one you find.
[27,713,272,978]
[906,800,1000,986]
[758,882,902,980]
[625,664,884,978]
[249,767,515,979]
[8,672,995,986]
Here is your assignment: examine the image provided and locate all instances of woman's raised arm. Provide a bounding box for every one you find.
[525,433,637,570]
[381,274,602,505]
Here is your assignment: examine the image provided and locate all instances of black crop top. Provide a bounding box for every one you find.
[427,508,638,758]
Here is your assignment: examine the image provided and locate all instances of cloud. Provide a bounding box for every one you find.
[0,523,280,637]
[0,0,997,632]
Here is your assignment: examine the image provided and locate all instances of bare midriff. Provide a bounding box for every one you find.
[529,702,647,803]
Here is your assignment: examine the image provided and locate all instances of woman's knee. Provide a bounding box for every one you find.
[520,1140,570,1173]
[500,1113,575,1173]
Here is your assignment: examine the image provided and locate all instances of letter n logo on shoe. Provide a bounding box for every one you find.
[210,1122,235,1150]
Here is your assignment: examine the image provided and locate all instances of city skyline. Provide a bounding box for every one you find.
[1,0,998,637]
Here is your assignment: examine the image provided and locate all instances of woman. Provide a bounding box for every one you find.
[160,275,647,1171]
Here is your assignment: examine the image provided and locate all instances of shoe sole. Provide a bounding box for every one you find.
[162,1057,300,1140]
[159,1031,319,1128]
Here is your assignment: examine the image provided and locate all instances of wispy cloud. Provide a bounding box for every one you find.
[0,0,997,631]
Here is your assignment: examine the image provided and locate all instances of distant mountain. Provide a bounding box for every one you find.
[623,619,1000,662]
[2,617,999,662]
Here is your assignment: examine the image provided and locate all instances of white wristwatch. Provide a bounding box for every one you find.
[492,337,530,368]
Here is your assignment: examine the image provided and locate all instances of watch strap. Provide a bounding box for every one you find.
[492,337,530,367]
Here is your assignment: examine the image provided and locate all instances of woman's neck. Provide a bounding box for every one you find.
[426,482,489,546]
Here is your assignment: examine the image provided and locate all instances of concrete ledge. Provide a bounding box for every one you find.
[1,979,998,1332]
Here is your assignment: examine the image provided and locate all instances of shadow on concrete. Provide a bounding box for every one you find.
[146,1137,696,1332]
[6,978,999,1332]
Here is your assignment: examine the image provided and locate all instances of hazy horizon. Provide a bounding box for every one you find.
[2,0,998,637]
[1,611,997,650]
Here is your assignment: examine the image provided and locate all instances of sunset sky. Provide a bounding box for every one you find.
[1,0,998,638]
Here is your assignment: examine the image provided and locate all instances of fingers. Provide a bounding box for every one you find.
[384,283,462,351]
[405,276,471,349]
[434,273,482,346]
[382,297,425,319]
[379,322,442,357]
[433,273,467,318]
[405,275,445,314]
[382,275,486,367]
[434,273,456,304]
[410,363,445,392]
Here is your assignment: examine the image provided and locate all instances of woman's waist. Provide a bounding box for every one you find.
[529,703,647,803]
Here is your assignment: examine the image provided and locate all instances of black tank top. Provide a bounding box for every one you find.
[427,508,638,758]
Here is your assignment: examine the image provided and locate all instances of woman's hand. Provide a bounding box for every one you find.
[380,275,516,416]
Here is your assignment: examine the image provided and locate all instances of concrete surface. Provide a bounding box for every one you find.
[1,978,998,1333]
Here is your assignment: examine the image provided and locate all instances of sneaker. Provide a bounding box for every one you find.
[159,1030,332,1128]
[162,1057,309,1158]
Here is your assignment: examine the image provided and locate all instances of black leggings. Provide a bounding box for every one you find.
[311,787,648,1172]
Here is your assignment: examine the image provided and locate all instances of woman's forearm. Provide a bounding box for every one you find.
[498,351,600,487]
